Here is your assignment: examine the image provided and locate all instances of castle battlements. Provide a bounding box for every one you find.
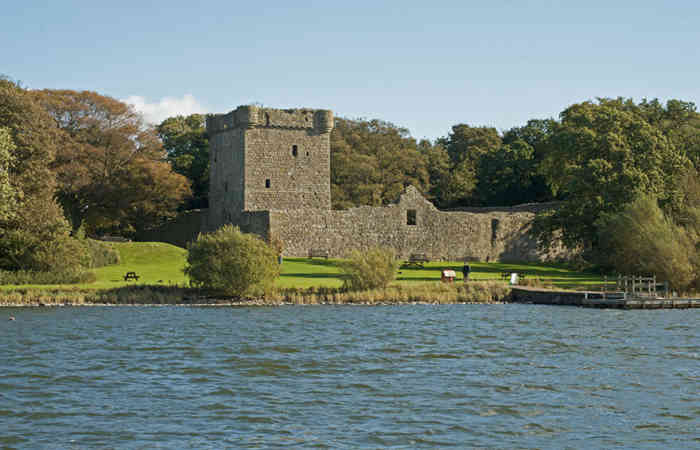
[207,105,333,135]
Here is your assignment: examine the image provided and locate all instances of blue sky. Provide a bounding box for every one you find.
[3,1,699,140]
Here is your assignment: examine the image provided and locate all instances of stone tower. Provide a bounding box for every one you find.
[206,105,334,230]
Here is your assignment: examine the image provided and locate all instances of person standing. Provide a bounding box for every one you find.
[462,262,471,282]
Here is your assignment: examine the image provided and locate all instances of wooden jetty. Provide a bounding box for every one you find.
[509,287,700,309]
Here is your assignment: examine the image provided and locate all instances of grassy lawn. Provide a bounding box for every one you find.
[0,242,188,290]
[280,257,606,289]
[1,242,607,291]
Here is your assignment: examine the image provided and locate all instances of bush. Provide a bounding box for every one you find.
[184,225,279,297]
[340,247,400,290]
[596,194,697,292]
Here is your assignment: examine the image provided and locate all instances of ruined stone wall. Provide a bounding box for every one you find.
[244,127,330,212]
[136,209,206,248]
[204,104,571,263]
[207,127,245,231]
[206,105,333,232]
[268,187,569,262]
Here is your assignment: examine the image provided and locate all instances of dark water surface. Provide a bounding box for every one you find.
[1,305,698,449]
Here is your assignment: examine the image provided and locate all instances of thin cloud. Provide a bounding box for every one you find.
[124,94,207,124]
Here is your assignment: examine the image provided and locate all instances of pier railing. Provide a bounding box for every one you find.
[586,275,669,300]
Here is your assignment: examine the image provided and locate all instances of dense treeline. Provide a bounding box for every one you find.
[2,72,699,290]
[0,77,188,277]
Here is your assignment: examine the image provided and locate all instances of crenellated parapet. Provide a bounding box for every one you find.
[207,105,334,135]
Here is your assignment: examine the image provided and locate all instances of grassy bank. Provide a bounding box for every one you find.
[280,257,604,289]
[1,242,608,306]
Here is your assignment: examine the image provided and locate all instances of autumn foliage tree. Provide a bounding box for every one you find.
[32,90,190,236]
[0,78,83,271]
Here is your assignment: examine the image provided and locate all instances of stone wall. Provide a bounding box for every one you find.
[204,104,571,263]
[206,106,333,232]
[136,209,206,248]
[267,187,569,262]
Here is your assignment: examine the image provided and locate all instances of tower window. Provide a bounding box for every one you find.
[224,181,228,192]
[265,179,271,188]
[407,209,417,225]
[292,145,298,157]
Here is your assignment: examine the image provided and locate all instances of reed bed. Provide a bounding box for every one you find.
[273,281,510,305]
[1,281,511,306]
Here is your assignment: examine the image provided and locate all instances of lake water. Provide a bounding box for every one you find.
[1,305,698,449]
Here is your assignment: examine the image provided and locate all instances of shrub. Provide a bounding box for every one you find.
[340,247,400,290]
[596,194,697,292]
[184,225,279,297]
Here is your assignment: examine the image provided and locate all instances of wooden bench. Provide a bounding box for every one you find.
[308,249,329,259]
[403,253,429,268]
[123,271,140,281]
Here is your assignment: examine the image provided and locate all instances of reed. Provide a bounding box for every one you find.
[1,281,511,306]
[272,281,509,305]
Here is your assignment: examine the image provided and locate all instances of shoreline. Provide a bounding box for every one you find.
[3,285,697,309]
[0,300,506,308]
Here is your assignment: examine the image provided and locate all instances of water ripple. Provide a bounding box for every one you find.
[1,304,697,448]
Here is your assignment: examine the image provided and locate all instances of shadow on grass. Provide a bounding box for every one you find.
[280,272,345,280]
[295,258,342,268]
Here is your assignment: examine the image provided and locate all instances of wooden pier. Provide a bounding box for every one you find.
[509,287,700,309]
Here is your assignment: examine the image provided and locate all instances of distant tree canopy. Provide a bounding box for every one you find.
[330,118,430,209]
[32,89,191,236]
[157,114,209,209]
[535,98,693,251]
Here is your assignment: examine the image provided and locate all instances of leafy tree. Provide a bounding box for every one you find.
[437,124,501,165]
[475,139,538,206]
[535,99,688,251]
[0,127,16,221]
[32,89,191,235]
[340,247,400,290]
[596,195,697,292]
[0,79,85,271]
[184,225,279,297]
[417,139,451,206]
[157,114,209,209]
[331,118,429,209]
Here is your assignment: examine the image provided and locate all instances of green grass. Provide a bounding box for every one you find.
[279,257,606,289]
[1,242,607,291]
[0,242,188,290]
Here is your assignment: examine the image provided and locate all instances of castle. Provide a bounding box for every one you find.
[202,105,565,262]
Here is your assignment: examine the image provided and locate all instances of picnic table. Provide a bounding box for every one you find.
[123,271,140,281]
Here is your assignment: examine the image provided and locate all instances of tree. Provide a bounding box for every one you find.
[536,99,689,251]
[157,114,209,209]
[0,79,84,271]
[475,139,537,206]
[184,225,279,297]
[417,139,451,206]
[596,195,697,292]
[0,127,16,221]
[331,118,429,209]
[437,124,501,165]
[32,89,191,235]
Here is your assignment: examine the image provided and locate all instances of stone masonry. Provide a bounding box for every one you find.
[204,105,568,262]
